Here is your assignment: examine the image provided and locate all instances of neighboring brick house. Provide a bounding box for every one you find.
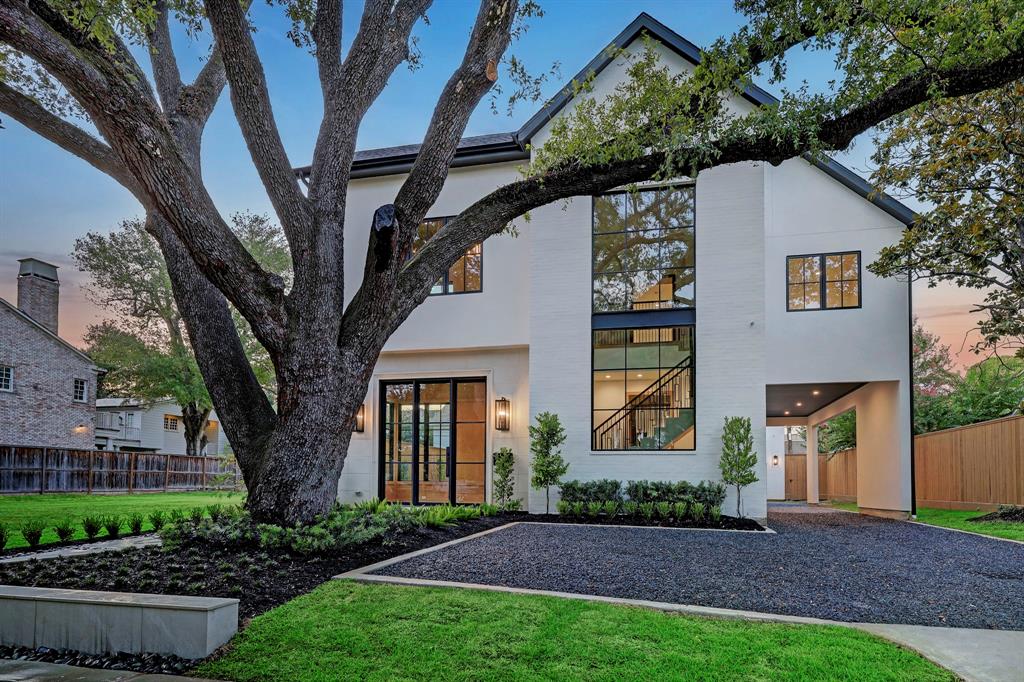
[0,258,100,448]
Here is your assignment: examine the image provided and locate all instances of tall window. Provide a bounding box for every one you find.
[787,252,861,310]
[592,186,695,312]
[592,326,695,451]
[0,365,12,392]
[73,378,87,402]
[415,218,482,295]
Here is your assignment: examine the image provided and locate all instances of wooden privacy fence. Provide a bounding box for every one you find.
[914,414,1024,510]
[784,449,857,502]
[0,445,241,494]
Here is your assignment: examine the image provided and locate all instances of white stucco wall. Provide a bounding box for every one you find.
[766,427,786,500]
[343,162,530,352]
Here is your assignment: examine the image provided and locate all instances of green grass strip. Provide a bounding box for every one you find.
[198,581,952,682]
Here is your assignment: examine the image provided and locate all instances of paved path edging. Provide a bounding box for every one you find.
[0,534,161,565]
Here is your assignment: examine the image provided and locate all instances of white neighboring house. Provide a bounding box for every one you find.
[294,14,915,520]
[94,398,230,456]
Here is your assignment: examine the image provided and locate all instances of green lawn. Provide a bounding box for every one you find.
[0,491,244,550]
[824,501,1024,542]
[197,581,952,682]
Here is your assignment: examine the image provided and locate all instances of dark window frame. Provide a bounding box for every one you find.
[590,183,696,315]
[590,325,696,453]
[785,251,862,312]
[415,216,483,297]
[0,365,12,392]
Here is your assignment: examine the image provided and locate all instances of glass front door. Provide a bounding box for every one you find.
[380,377,486,505]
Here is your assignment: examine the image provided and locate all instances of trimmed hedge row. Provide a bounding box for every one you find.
[559,479,727,509]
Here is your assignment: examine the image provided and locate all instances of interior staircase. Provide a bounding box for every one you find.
[593,355,694,450]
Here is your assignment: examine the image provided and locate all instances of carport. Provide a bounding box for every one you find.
[766,381,912,519]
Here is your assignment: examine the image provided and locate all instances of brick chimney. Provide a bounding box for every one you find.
[17,258,60,335]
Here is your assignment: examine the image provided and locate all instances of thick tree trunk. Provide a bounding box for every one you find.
[181,404,212,457]
[243,363,369,525]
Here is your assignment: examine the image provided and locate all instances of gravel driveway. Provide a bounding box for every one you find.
[373,506,1024,629]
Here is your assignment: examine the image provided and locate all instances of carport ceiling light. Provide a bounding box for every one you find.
[796,401,803,407]
[812,390,821,395]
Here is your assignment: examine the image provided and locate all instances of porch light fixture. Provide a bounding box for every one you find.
[796,401,803,407]
[772,455,780,467]
[354,405,365,433]
[495,397,511,431]
[784,410,790,416]
[812,390,821,396]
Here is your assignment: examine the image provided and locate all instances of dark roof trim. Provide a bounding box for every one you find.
[295,134,528,181]
[515,12,917,226]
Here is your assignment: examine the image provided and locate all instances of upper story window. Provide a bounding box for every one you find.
[0,365,13,392]
[593,185,695,313]
[164,415,179,431]
[415,218,482,295]
[73,378,87,402]
[787,252,861,311]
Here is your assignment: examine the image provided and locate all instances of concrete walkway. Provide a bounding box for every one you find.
[0,535,161,565]
[0,659,220,681]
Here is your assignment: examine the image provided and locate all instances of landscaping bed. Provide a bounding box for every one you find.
[531,512,764,531]
[0,503,520,675]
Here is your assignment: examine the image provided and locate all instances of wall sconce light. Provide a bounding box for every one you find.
[354,405,365,433]
[494,397,510,431]
[74,423,89,434]
[771,455,780,467]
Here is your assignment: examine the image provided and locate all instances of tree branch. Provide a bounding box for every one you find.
[204,0,312,244]
[312,0,342,92]
[393,0,517,225]
[147,0,183,112]
[0,81,144,198]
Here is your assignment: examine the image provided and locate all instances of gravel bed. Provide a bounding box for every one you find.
[374,509,1024,629]
[0,645,196,675]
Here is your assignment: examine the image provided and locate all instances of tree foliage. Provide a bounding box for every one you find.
[719,416,757,518]
[870,81,1024,354]
[817,411,856,454]
[3,0,1024,522]
[915,357,1024,433]
[528,412,568,514]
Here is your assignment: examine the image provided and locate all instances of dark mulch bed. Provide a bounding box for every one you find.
[0,645,196,675]
[531,513,764,531]
[970,505,1024,523]
[0,513,518,622]
[375,509,1024,629]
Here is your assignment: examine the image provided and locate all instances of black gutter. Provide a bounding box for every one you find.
[350,145,528,179]
[908,270,917,518]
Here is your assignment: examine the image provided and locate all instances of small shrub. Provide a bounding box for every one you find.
[21,520,45,548]
[479,503,499,517]
[639,502,656,522]
[504,499,523,512]
[560,479,623,504]
[128,513,144,535]
[207,504,224,523]
[556,500,572,516]
[103,516,123,538]
[188,507,205,525]
[168,508,185,524]
[601,500,619,517]
[82,515,103,540]
[54,518,76,543]
[622,501,639,517]
[709,505,722,523]
[148,510,166,531]
[492,447,517,510]
[655,501,672,521]
[585,501,602,518]
[570,501,584,517]
[0,523,9,550]
[671,502,687,522]
[690,501,705,523]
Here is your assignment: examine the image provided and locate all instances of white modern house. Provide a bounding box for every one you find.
[94,398,230,456]
[304,14,914,520]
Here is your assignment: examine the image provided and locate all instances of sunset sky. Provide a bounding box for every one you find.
[0,0,987,369]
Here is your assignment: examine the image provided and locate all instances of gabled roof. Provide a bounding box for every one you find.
[0,297,99,370]
[297,13,916,225]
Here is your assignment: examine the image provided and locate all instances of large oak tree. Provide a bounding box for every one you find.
[2,0,1023,523]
